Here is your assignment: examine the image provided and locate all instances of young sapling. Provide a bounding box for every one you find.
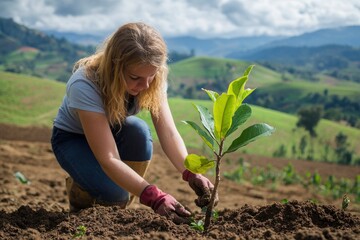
[342,194,350,210]
[183,65,275,230]
[72,225,87,239]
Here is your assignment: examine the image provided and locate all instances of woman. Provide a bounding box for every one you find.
[51,22,215,224]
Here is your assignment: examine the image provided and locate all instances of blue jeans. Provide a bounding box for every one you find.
[51,116,153,203]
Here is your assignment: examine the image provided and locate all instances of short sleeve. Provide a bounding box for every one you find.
[67,80,105,114]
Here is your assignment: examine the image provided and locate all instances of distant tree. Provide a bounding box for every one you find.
[322,144,330,162]
[355,119,360,129]
[273,144,287,158]
[299,135,307,158]
[281,73,290,82]
[184,86,194,99]
[306,145,314,161]
[296,105,323,137]
[168,50,194,63]
[335,132,353,165]
[323,89,328,97]
[291,144,297,158]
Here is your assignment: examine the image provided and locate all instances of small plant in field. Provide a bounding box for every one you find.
[282,164,300,185]
[309,199,319,204]
[72,225,87,239]
[281,198,289,204]
[183,65,275,230]
[190,207,219,232]
[212,209,219,221]
[353,175,360,203]
[223,159,249,183]
[190,219,205,232]
[312,172,322,187]
[342,194,350,210]
[14,171,30,184]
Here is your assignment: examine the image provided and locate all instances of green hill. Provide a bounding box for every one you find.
[0,17,93,81]
[0,71,65,126]
[139,98,360,163]
[1,17,359,128]
[167,56,282,98]
[168,57,360,128]
[1,70,359,164]
[229,45,360,83]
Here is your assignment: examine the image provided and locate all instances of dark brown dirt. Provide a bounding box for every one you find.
[1,201,359,240]
[1,123,360,239]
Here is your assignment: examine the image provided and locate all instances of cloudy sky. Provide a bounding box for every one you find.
[1,0,359,38]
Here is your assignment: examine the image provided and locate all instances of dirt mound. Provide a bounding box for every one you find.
[1,201,359,239]
[0,123,51,143]
[0,123,360,239]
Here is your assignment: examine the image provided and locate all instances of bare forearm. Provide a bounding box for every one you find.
[152,98,188,174]
[159,131,188,173]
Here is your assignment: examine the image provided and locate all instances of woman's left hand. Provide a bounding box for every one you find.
[182,169,218,207]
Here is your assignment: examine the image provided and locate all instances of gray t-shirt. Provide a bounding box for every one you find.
[53,68,105,134]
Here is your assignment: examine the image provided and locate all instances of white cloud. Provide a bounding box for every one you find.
[0,0,359,38]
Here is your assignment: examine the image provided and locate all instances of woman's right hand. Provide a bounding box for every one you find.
[140,185,191,224]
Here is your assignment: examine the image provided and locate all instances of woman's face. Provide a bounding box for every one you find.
[125,64,158,96]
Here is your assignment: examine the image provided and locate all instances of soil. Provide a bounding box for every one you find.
[1,123,359,239]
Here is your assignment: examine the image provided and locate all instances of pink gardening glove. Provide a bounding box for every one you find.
[183,169,218,208]
[140,185,191,224]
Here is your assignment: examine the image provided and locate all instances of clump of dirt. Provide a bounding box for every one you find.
[0,201,359,239]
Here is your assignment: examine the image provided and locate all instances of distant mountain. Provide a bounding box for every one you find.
[45,30,105,46]
[45,25,360,58]
[233,45,360,63]
[228,26,360,59]
[260,26,360,48]
[227,44,360,83]
[0,17,93,81]
[0,18,92,55]
[1,16,359,128]
[226,26,360,83]
[44,31,283,57]
[164,35,283,56]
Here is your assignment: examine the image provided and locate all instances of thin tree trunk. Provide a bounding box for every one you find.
[204,142,223,231]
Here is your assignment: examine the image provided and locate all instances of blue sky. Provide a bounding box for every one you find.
[1,0,359,38]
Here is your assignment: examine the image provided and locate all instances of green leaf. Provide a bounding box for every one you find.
[225,104,252,137]
[227,76,247,98]
[184,154,215,174]
[202,88,219,102]
[225,123,275,153]
[227,76,251,108]
[213,93,236,140]
[243,65,255,76]
[182,120,214,150]
[193,104,216,140]
[241,88,256,103]
[227,65,256,108]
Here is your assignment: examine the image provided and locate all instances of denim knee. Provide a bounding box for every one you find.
[51,127,130,203]
[112,116,153,161]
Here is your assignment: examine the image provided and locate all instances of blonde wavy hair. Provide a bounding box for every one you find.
[74,22,168,126]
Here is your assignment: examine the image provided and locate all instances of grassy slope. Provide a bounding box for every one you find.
[139,98,360,160]
[169,57,360,103]
[1,70,359,160]
[168,57,282,88]
[259,78,360,101]
[2,50,67,80]
[0,71,65,126]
